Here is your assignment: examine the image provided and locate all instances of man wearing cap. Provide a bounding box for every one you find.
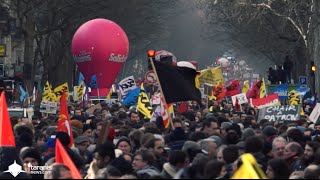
[75,136,93,165]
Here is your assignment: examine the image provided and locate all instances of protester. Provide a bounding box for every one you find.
[4,67,320,180]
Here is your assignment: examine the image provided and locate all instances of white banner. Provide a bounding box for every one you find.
[40,101,58,114]
[118,76,136,96]
[309,103,320,123]
[231,93,248,106]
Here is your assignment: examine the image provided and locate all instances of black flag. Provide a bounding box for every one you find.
[153,61,201,103]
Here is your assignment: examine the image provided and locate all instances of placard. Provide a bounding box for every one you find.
[231,93,248,106]
[258,105,301,122]
[86,103,102,115]
[204,83,214,96]
[309,103,320,123]
[40,101,58,114]
[118,76,136,95]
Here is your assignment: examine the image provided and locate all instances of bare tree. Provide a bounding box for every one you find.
[195,0,320,91]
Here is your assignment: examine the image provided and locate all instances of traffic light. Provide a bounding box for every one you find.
[147,50,155,59]
[311,61,315,76]
[147,50,155,70]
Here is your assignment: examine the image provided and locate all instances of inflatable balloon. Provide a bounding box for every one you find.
[71,18,129,89]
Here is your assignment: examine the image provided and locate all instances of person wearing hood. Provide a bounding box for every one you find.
[132,149,160,179]
[224,123,242,145]
[168,118,187,150]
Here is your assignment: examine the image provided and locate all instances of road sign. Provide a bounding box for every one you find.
[145,70,157,84]
[299,76,308,85]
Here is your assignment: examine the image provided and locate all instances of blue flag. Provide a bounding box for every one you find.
[78,72,85,86]
[19,85,28,102]
[296,86,311,99]
[89,74,98,89]
[122,87,140,106]
[271,84,288,101]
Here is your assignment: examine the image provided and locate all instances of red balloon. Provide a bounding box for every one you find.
[71,18,129,88]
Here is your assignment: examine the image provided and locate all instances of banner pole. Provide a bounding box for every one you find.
[148,52,175,130]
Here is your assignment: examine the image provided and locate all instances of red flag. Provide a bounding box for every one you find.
[247,80,263,99]
[225,80,240,97]
[57,91,74,147]
[234,97,241,112]
[212,82,226,102]
[55,139,82,179]
[178,102,189,113]
[0,93,15,147]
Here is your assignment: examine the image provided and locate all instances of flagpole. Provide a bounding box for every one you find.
[97,88,100,100]
[148,52,175,130]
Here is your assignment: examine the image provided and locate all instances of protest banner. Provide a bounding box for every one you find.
[251,94,281,109]
[231,93,248,106]
[258,105,301,122]
[40,101,58,114]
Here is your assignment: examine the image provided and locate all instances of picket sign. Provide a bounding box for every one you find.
[258,105,301,122]
[309,103,320,123]
[231,93,248,106]
[118,76,136,96]
[40,101,58,114]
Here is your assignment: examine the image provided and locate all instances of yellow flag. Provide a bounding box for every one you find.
[242,80,250,93]
[54,83,69,101]
[42,81,56,102]
[288,90,302,105]
[106,88,112,100]
[260,78,266,98]
[198,67,225,86]
[300,107,305,115]
[232,153,267,179]
[42,81,51,101]
[73,82,84,102]
[137,83,153,119]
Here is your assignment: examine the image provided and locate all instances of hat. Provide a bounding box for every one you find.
[182,141,204,153]
[115,137,131,148]
[75,135,90,144]
[208,135,222,147]
[221,122,232,130]
[263,126,277,137]
[20,147,42,165]
[71,120,83,130]
[297,126,306,133]
[205,113,214,119]
[242,128,255,141]
[32,115,40,120]
[227,123,242,136]
[236,141,245,149]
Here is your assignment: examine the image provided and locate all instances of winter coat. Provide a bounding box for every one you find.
[136,165,160,179]
[161,163,178,179]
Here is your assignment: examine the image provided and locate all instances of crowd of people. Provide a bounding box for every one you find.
[3,97,320,179]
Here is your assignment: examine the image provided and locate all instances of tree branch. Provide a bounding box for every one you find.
[246,2,308,48]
